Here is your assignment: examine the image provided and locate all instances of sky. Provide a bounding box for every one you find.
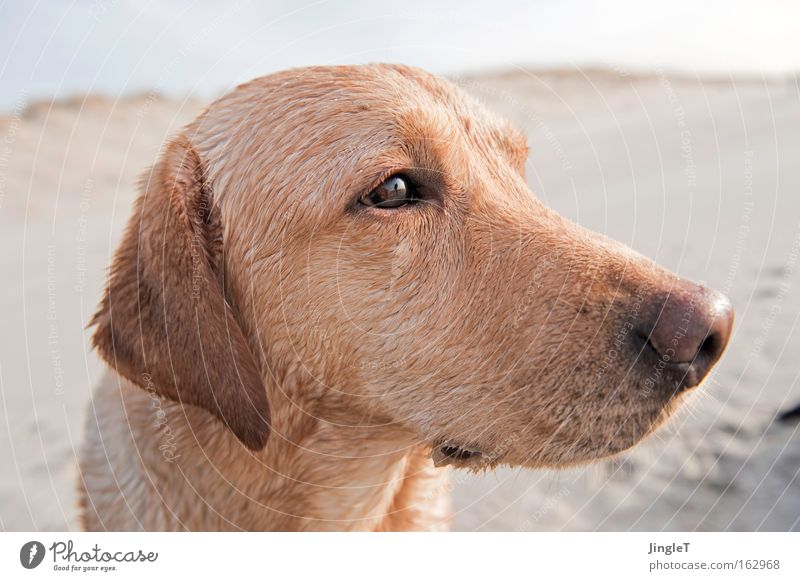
[1,0,799,110]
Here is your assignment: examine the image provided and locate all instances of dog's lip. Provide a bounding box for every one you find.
[431,441,486,468]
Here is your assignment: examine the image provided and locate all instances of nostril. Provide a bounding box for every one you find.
[696,293,734,367]
[698,331,722,362]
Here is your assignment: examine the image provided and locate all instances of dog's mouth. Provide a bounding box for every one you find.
[431,441,489,469]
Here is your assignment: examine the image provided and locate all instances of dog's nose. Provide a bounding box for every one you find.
[635,285,733,390]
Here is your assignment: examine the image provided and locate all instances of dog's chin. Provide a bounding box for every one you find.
[429,425,655,471]
[525,402,681,469]
[430,399,683,471]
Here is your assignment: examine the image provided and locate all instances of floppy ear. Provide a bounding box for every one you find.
[91,135,270,450]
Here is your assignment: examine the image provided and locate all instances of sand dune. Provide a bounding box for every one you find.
[1,70,798,531]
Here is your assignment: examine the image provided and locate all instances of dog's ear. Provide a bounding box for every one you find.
[91,135,270,450]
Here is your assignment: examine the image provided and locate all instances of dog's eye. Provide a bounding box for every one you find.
[360,175,417,208]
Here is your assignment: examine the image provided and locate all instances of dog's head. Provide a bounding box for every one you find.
[92,64,733,468]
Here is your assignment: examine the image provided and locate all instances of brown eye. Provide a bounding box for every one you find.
[360,175,417,208]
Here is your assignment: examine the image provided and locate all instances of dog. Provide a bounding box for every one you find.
[78,64,733,531]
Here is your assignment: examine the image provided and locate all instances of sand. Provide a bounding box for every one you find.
[1,70,798,531]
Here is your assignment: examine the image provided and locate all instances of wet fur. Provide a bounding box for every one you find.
[80,64,700,530]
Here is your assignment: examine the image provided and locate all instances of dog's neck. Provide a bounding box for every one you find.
[137,380,452,531]
[251,414,450,531]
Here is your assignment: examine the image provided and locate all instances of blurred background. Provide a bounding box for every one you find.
[1,0,799,531]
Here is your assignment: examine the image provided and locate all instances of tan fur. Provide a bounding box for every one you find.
[79,64,729,531]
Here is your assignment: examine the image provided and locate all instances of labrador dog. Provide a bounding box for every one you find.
[79,64,733,531]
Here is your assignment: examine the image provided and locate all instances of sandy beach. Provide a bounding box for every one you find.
[1,69,798,531]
